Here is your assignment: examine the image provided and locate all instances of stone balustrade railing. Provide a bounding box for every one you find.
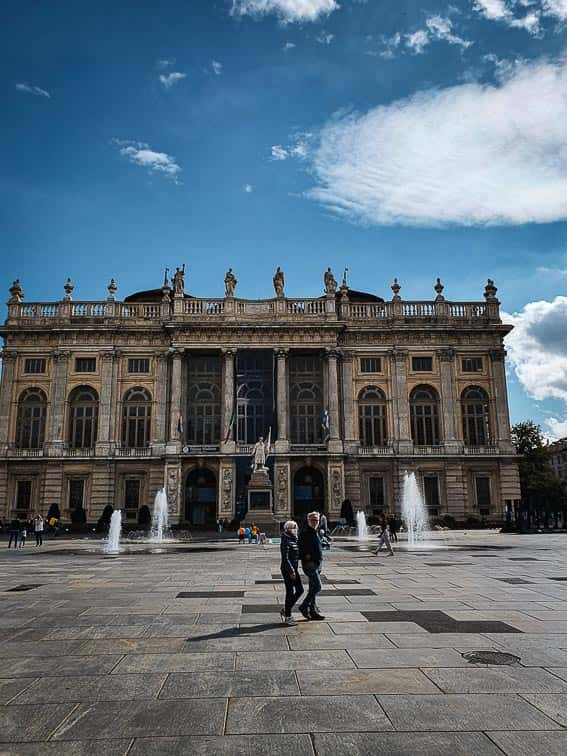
[6,296,500,325]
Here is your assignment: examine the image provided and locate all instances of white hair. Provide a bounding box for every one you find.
[307,511,320,520]
[283,520,298,532]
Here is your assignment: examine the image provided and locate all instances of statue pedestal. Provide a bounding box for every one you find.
[244,469,279,534]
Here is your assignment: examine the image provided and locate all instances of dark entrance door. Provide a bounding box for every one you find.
[185,468,217,526]
[293,466,325,521]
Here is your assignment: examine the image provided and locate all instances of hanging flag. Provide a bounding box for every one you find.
[224,400,236,443]
[265,426,272,458]
[321,408,330,441]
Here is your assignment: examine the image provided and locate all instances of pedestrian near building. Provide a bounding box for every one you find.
[34,515,44,546]
[18,525,27,548]
[280,520,303,626]
[388,514,399,543]
[298,511,325,620]
[375,514,394,556]
[8,518,20,549]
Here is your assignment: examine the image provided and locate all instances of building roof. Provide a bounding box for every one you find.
[124,288,384,303]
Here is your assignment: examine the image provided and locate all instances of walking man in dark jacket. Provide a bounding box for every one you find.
[280,520,303,625]
[298,511,325,621]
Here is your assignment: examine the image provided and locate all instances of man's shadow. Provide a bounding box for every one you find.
[186,622,284,643]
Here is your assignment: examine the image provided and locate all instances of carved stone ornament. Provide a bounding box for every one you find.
[172,265,185,297]
[273,267,285,297]
[484,279,498,300]
[9,279,23,303]
[224,268,237,298]
[389,348,408,363]
[391,278,401,301]
[276,466,288,511]
[63,278,74,300]
[434,278,445,301]
[331,468,343,509]
[438,347,455,362]
[166,467,178,511]
[222,468,233,512]
[0,351,17,363]
[489,348,506,362]
[107,278,118,299]
[324,267,337,296]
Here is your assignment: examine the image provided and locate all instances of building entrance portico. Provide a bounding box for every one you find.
[185,467,217,526]
[293,465,325,519]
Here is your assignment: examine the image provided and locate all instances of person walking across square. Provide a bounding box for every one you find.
[279,520,303,626]
[375,514,394,556]
[34,514,44,546]
[298,511,325,621]
[8,518,20,549]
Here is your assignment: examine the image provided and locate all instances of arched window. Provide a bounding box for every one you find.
[68,386,98,448]
[237,382,267,444]
[358,386,387,447]
[410,385,440,446]
[15,388,47,449]
[187,356,221,445]
[122,387,152,448]
[462,386,491,446]
[290,382,323,444]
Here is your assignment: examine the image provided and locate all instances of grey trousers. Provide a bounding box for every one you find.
[375,529,394,554]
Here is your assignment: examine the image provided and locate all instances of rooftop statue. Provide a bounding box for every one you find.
[273,266,285,297]
[224,268,237,298]
[172,265,185,297]
[324,267,337,295]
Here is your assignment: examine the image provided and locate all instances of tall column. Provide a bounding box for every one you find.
[152,350,169,451]
[341,350,356,452]
[221,348,236,453]
[326,349,342,453]
[389,349,412,454]
[438,348,460,453]
[167,348,183,452]
[96,351,115,455]
[47,350,71,454]
[0,351,17,453]
[275,349,289,453]
[490,348,514,453]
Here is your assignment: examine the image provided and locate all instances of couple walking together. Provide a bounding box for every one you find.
[280,511,325,626]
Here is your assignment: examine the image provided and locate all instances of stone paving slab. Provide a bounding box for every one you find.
[1,655,123,678]
[349,647,474,668]
[423,666,567,693]
[488,730,567,756]
[520,693,567,725]
[297,668,440,695]
[0,703,77,742]
[51,699,227,740]
[159,670,299,698]
[112,652,235,674]
[127,734,314,755]
[0,740,132,755]
[313,732,503,755]
[226,694,392,733]
[12,674,168,703]
[235,649,355,671]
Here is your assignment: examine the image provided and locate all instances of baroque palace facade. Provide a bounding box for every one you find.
[0,267,521,526]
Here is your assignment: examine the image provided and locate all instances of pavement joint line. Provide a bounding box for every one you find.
[45,701,81,741]
[124,737,136,755]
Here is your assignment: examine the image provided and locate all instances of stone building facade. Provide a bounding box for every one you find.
[549,438,567,483]
[0,269,521,526]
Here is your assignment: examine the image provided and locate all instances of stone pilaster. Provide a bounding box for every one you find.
[326,348,342,453]
[47,350,71,454]
[0,351,17,453]
[389,349,412,454]
[327,460,345,518]
[219,459,236,519]
[152,351,169,453]
[96,351,115,455]
[221,348,236,453]
[167,349,183,453]
[275,349,289,453]
[274,459,291,518]
[490,348,514,453]
[438,347,461,453]
[165,461,181,519]
[341,350,356,453]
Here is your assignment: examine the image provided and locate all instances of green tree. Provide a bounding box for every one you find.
[511,421,566,506]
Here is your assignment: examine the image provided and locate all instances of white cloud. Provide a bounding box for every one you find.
[157,58,175,69]
[159,72,187,89]
[114,140,181,182]
[243,183,254,192]
[271,132,313,161]
[230,0,339,23]
[473,0,567,35]
[211,60,223,75]
[316,31,335,44]
[306,59,567,226]
[504,297,567,439]
[271,145,289,160]
[537,266,567,276]
[382,16,472,57]
[546,417,567,439]
[283,41,296,50]
[15,82,50,98]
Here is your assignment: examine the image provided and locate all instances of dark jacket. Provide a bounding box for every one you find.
[280,532,299,576]
[298,526,323,568]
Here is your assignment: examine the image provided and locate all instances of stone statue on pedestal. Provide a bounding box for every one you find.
[324,267,337,295]
[273,267,285,297]
[251,432,271,472]
[172,265,185,296]
[224,268,237,297]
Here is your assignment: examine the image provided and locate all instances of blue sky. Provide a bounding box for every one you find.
[2,0,567,436]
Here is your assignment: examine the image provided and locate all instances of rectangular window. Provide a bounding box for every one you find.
[68,479,85,511]
[462,357,483,372]
[24,358,46,374]
[16,480,32,513]
[412,356,433,372]
[423,475,440,516]
[75,357,96,373]
[124,479,141,520]
[360,357,382,373]
[475,477,491,516]
[369,477,385,514]
[128,358,150,374]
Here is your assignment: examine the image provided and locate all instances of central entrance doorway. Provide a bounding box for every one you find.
[293,466,325,520]
[185,467,217,526]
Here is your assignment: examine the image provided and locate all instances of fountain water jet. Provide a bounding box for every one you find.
[151,487,169,543]
[356,511,368,540]
[401,471,430,546]
[105,509,122,553]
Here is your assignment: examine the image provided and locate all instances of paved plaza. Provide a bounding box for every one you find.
[2,531,567,754]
